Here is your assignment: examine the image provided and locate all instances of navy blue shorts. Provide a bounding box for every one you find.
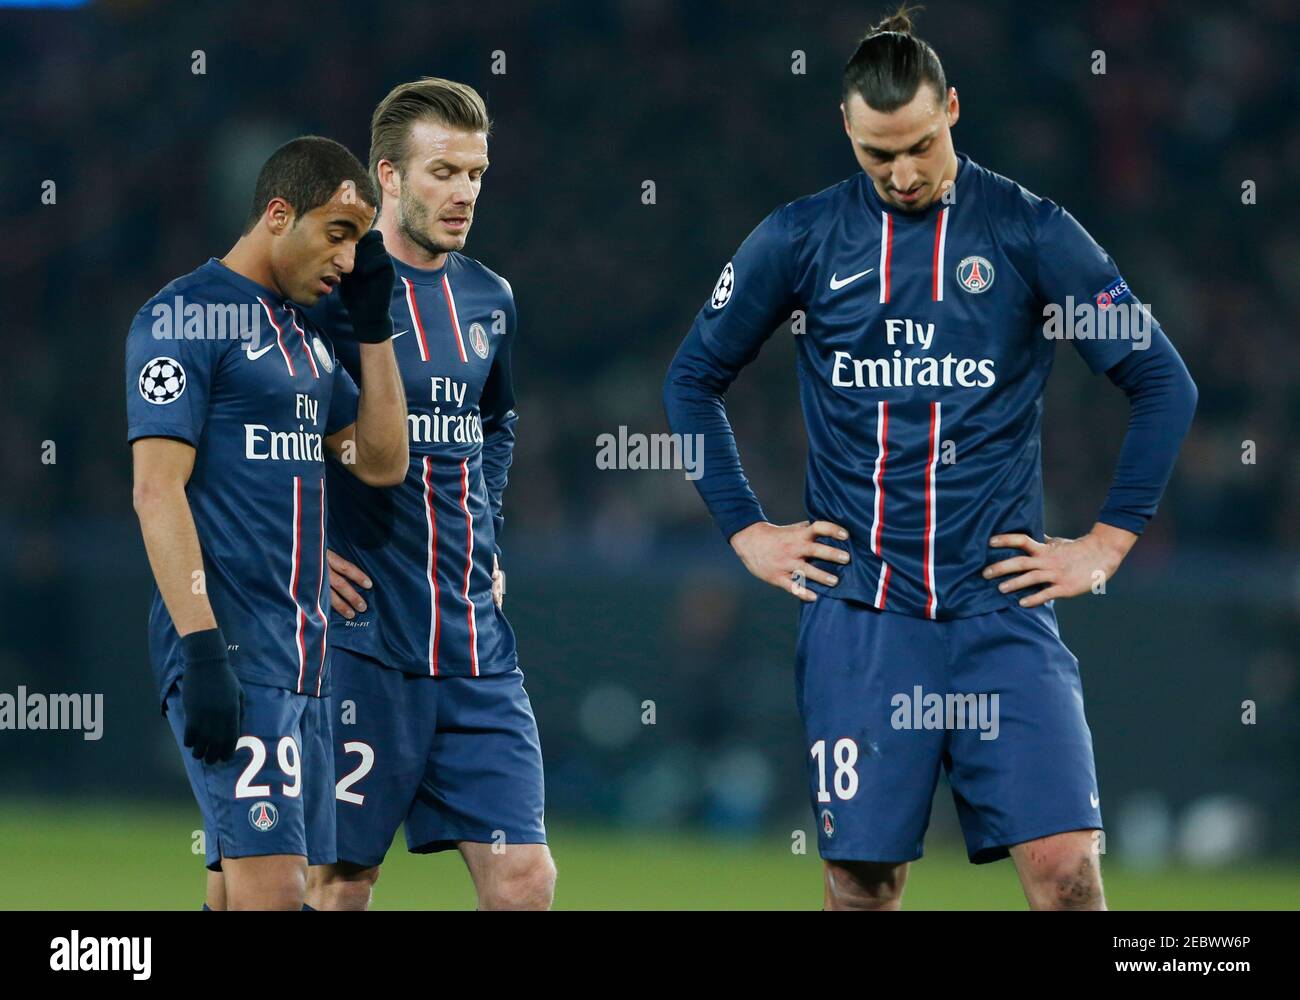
[165,679,336,870]
[330,648,547,868]
[795,597,1102,864]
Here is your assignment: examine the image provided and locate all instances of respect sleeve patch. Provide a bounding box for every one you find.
[1094,275,1132,308]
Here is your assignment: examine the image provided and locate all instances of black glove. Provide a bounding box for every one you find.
[179,627,244,765]
[338,229,396,343]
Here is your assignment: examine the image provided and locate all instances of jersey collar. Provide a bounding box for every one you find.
[203,257,291,307]
[391,252,456,286]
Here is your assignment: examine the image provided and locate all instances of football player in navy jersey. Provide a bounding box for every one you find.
[128,136,408,910]
[304,79,555,911]
[665,8,1197,909]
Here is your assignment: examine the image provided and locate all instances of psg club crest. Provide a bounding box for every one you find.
[711,261,734,309]
[821,808,836,839]
[956,255,995,294]
[468,321,490,359]
[312,336,334,373]
[138,357,186,404]
[248,801,279,832]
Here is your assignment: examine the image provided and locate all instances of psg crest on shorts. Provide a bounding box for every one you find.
[138,357,186,404]
[248,801,279,832]
[468,321,489,359]
[711,261,734,309]
[821,808,836,838]
[956,255,995,294]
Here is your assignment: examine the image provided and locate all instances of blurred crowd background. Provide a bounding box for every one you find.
[0,0,1296,870]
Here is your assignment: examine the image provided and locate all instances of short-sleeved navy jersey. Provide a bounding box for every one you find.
[310,252,519,678]
[126,258,359,703]
[667,155,1165,620]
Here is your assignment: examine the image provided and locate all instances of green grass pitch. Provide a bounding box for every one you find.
[1,800,1295,909]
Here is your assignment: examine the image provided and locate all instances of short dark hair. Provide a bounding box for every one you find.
[842,5,948,113]
[242,135,379,233]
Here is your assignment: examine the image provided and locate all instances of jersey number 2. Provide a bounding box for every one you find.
[335,741,375,805]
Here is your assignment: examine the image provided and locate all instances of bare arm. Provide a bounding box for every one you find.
[131,437,217,636]
[325,339,408,487]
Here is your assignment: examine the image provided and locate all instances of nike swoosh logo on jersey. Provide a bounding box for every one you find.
[1090,792,1100,809]
[829,268,875,290]
[392,328,410,339]
[244,341,278,361]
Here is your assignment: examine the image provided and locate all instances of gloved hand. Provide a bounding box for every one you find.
[179,627,245,765]
[338,229,396,343]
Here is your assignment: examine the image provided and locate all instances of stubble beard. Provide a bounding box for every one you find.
[398,191,464,261]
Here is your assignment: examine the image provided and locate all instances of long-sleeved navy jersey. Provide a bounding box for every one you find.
[310,252,519,677]
[127,259,360,703]
[665,154,1196,620]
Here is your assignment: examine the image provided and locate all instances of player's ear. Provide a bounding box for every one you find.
[377,159,401,202]
[840,101,851,137]
[266,197,292,236]
[947,87,960,128]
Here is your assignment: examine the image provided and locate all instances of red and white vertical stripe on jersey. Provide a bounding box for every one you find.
[871,400,892,609]
[288,475,308,692]
[931,207,950,301]
[401,276,432,362]
[313,477,328,695]
[878,212,893,304]
[421,456,441,675]
[442,274,468,364]
[458,458,480,676]
[288,308,320,378]
[922,402,942,619]
[257,297,296,376]
[874,553,894,609]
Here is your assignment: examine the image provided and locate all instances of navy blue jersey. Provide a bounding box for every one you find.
[310,252,519,677]
[126,259,360,702]
[666,154,1175,620]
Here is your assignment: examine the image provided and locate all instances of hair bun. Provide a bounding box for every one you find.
[873,4,918,35]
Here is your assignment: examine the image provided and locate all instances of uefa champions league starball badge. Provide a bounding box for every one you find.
[138,357,186,404]
[711,261,735,309]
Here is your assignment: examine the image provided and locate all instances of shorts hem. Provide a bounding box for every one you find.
[334,847,390,869]
[408,830,548,855]
[817,845,924,864]
[216,847,310,862]
[967,820,1103,865]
